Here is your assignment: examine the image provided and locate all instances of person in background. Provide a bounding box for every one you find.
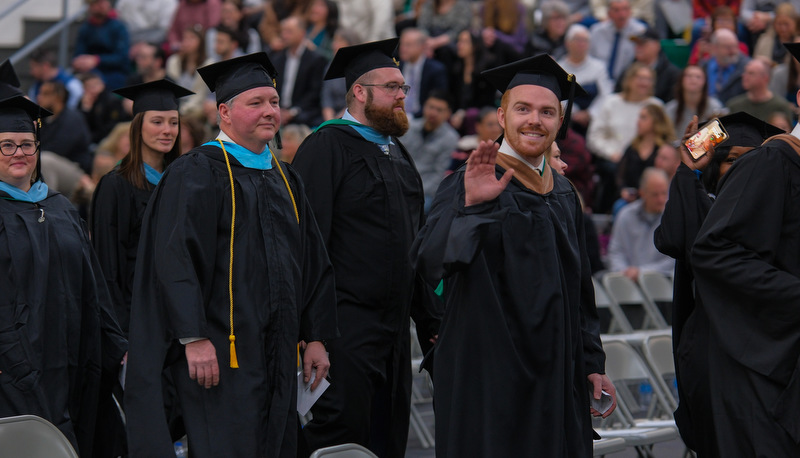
[481,0,528,55]
[28,47,84,110]
[166,0,222,53]
[689,5,749,66]
[617,26,681,103]
[166,25,213,117]
[447,105,503,175]
[206,0,262,60]
[527,0,570,60]
[558,23,613,136]
[321,29,359,121]
[702,28,750,104]
[125,52,337,458]
[0,68,126,458]
[278,123,311,163]
[607,167,674,280]
[589,0,646,84]
[400,90,460,210]
[726,57,795,122]
[37,80,93,173]
[399,27,449,119]
[411,54,615,456]
[305,0,339,60]
[416,0,472,67]
[116,0,176,46]
[664,65,726,141]
[92,121,131,180]
[753,2,797,66]
[72,0,130,91]
[653,142,681,180]
[655,111,784,457]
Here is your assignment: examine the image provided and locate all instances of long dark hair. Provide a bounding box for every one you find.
[118,112,182,190]
[674,65,709,130]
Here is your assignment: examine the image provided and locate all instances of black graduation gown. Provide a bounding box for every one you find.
[411,166,605,457]
[692,139,800,456]
[125,145,338,458]
[291,125,441,458]
[90,169,154,335]
[0,190,126,457]
[653,163,717,456]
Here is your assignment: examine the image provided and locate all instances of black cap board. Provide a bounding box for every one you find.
[0,95,53,133]
[324,38,400,91]
[113,79,194,115]
[197,52,278,105]
[714,111,784,147]
[481,54,588,139]
[0,60,23,100]
[784,42,800,64]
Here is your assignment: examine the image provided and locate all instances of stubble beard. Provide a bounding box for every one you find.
[364,90,410,137]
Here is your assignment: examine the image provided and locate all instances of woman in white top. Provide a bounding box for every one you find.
[587,62,663,163]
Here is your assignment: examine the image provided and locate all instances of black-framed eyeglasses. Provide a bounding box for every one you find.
[0,140,40,156]
[359,83,411,96]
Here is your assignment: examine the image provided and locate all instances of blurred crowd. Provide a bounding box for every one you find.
[22,0,800,271]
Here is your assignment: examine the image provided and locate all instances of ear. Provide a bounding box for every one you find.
[218,102,231,124]
[353,84,368,104]
[497,107,506,131]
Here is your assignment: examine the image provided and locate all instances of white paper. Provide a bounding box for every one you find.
[297,370,330,416]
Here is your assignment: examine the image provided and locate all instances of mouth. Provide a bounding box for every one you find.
[521,132,546,139]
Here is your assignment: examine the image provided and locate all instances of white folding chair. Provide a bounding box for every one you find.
[593,276,635,334]
[309,443,379,458]
[642,334,679,411]
[602,273,668,330]
[595,340,680,457]
[409,320,435,449]
[638,271,674,324]
[0,415,79,458]
[593,437,627,456]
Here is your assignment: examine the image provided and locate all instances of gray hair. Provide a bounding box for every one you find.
[565,23,590,42]
[540,1,570,21]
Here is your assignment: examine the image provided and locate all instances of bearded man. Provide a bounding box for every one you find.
[292,39,441,458]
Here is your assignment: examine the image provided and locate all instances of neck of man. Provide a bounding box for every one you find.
[221,127,268,154]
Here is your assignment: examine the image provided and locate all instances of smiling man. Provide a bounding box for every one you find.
[124,52,338,458]
[412,54,616,457]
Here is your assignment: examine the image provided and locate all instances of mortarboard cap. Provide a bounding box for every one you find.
[713,111,784,148]
[197,52,278,105]
[324,38,400,91]
[113,79,194,115]
[481,54,588,139]
[0,60,23,100]
[0,95,53,133]
[784,42,800,64]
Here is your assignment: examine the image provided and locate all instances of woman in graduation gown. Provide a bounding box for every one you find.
[0,93,127,455]
[653,112,782,457]
[91,79,194,335]
[89,79,193,456]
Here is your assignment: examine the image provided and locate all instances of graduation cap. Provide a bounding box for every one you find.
[0,60,24,100]
[709,111,784,148]
[324,38,400,91]
[113,79,194,116]
[784,42,800,64]
[197,52,278,106]
[0,95,53,134]
[481,54,588,139]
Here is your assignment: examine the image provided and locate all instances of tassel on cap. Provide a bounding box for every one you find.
[558,74,576,140]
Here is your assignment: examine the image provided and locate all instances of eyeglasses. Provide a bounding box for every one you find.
[0,140,40,156]
[359,83,411,96]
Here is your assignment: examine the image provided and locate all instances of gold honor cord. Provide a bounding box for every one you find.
[216,139,300,369]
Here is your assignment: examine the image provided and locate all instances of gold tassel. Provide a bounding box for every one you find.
[229,335,239,368]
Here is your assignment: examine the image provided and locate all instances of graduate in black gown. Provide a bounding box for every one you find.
[90,78,193,456]
[291,39,441,458]
[124,53,338,458]
[92,79,193,334]
[0,90,126,455]
[690,42,800,457]
[654,112,783,457]
[411,55,615,457]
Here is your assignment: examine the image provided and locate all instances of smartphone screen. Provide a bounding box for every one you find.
[685,118,729,160]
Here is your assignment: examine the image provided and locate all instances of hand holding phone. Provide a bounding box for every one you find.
[685,118,728,160]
